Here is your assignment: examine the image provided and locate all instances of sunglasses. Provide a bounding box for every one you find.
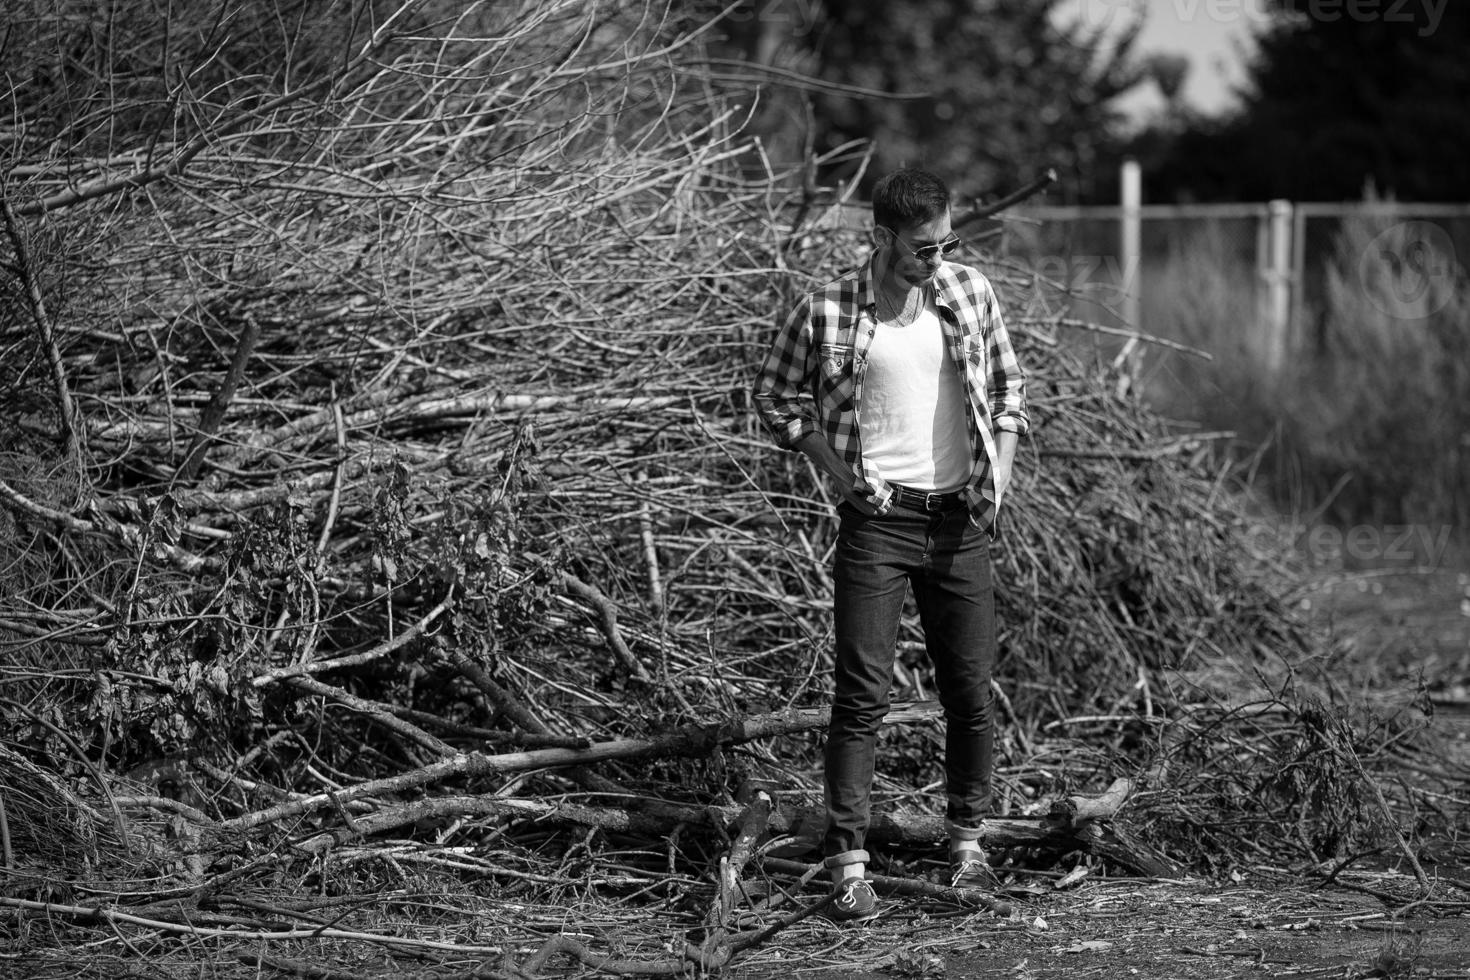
[883,227,962,263]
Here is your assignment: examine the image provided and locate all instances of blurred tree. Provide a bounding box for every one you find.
[706,0,1147,202]
[1137,1,1470,202]
[1144,52,1191,113]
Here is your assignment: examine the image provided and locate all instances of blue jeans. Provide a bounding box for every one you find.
[822,501,997,859]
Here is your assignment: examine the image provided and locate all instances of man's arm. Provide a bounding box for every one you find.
[753,295,873,512]
[795,431,877,514]
[751,298,820,451]
[983,289,1028,436]
[992,429,1019,507]
[979,277,1027,509]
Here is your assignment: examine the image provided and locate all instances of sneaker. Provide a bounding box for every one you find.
[827,876,879,922]
[949,848,1001,890]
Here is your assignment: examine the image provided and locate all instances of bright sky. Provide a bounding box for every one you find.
[1056,0,1270,120]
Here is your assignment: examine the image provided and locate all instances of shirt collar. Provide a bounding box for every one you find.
[861,252,962,312]
[858,253,880,312]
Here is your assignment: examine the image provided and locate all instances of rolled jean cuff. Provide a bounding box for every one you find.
[945,818,986,841]
[822,849,870,869]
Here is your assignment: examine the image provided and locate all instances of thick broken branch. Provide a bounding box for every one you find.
[0,196,80,464]
[1046,776,1135,824]
[175,313,262,483]
[252,596,454,688]
[438,647,551,735]
[243,702,942,836]
[705,791,773,942]
[282,676,454,758]
[561,571,652,684]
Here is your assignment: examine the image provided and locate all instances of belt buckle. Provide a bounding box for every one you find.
[922,491,943,511]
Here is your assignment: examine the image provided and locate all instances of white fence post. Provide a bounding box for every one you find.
[1120,159,1142,330]
[1264,199,1293,375]
[1114,159,1143,395]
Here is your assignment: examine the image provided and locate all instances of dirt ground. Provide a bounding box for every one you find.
[730,875,1470,980]
[1297,564,1470,683]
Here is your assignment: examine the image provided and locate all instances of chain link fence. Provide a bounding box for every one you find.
[999,199,1470,546]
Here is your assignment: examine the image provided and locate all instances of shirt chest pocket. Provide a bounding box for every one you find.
[816,342,858,401]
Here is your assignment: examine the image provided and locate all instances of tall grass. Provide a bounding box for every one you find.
[1138,204,1470,567]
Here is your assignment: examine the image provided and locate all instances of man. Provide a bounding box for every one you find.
[751,168,1028,922]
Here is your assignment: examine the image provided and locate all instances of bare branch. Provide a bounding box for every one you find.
[0,196,80,463]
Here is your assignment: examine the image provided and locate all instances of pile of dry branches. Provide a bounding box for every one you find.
[2,0,1462,975]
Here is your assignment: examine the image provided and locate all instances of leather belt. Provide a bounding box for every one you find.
[889,484,965,512]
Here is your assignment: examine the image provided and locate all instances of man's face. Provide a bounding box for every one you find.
[878,210,953,290]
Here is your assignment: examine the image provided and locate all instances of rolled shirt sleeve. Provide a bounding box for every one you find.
[752,296,820,451]
[980,279,1029,436]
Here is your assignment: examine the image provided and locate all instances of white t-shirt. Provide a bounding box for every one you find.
[861,301,970,491]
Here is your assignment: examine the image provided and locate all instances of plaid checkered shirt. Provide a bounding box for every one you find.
[752,255,1029,530]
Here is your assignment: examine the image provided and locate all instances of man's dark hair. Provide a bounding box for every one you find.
[872,168,950,232]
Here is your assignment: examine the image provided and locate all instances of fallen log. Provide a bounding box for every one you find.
[284,776,1179,878]
[759,777,1181,878]
[223,701,946,831]
[283,787,1111,856]
[219,700,1176,877]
